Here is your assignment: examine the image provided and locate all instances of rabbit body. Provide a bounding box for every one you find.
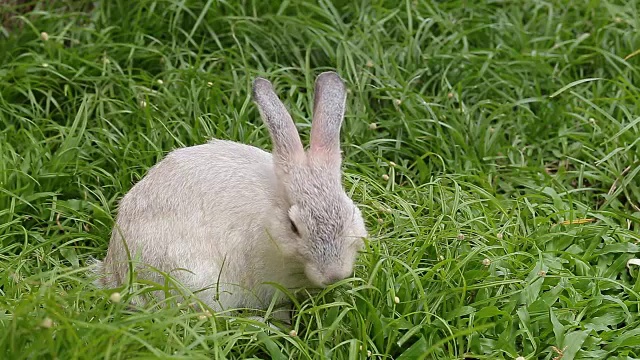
[97,72,367,314]
[99,140,312,310]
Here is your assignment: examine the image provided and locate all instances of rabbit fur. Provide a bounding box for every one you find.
[94,72,368,319]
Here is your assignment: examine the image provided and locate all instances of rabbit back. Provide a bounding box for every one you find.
[98,139,295,309]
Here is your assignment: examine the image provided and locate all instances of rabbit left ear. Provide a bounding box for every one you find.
[309,71,347,164]
[252,77,305,164]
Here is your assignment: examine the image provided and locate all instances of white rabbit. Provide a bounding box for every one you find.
[94,72,368,321]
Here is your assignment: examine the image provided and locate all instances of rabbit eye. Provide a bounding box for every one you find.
[290,219,300,236]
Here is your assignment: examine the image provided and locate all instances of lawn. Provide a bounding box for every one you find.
[1,0,639,359]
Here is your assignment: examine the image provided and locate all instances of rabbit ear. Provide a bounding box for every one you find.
[309,71,347,163]
[253,77,304,162]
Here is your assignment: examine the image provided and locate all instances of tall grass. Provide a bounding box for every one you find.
[1,0,639,358]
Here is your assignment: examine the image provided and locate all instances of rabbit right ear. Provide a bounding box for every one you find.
[252,78,304,163]
[309,72,347,164]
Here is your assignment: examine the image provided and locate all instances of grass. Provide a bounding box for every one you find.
[1,0,639,358]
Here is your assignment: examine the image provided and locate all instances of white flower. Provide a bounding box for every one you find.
[627,258,640,269]
[40,317,54,328]
[197,311,212,320]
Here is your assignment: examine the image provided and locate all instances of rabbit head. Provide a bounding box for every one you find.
[253,72,367,288]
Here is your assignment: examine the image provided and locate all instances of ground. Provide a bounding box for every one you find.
[0,0,639,359]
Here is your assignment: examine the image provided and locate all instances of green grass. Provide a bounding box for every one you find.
[1,0,640,358]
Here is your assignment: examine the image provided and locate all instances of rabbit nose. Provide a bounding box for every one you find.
[323,271,348,285]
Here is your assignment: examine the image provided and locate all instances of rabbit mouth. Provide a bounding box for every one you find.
[286,270,318,289]
[303,265,353,288]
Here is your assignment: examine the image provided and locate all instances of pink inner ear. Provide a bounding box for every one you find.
[307,147,342,170]
[310,131,335,155]
[310,144,343,167]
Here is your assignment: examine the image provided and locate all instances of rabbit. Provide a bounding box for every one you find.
[94,71,368,322]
